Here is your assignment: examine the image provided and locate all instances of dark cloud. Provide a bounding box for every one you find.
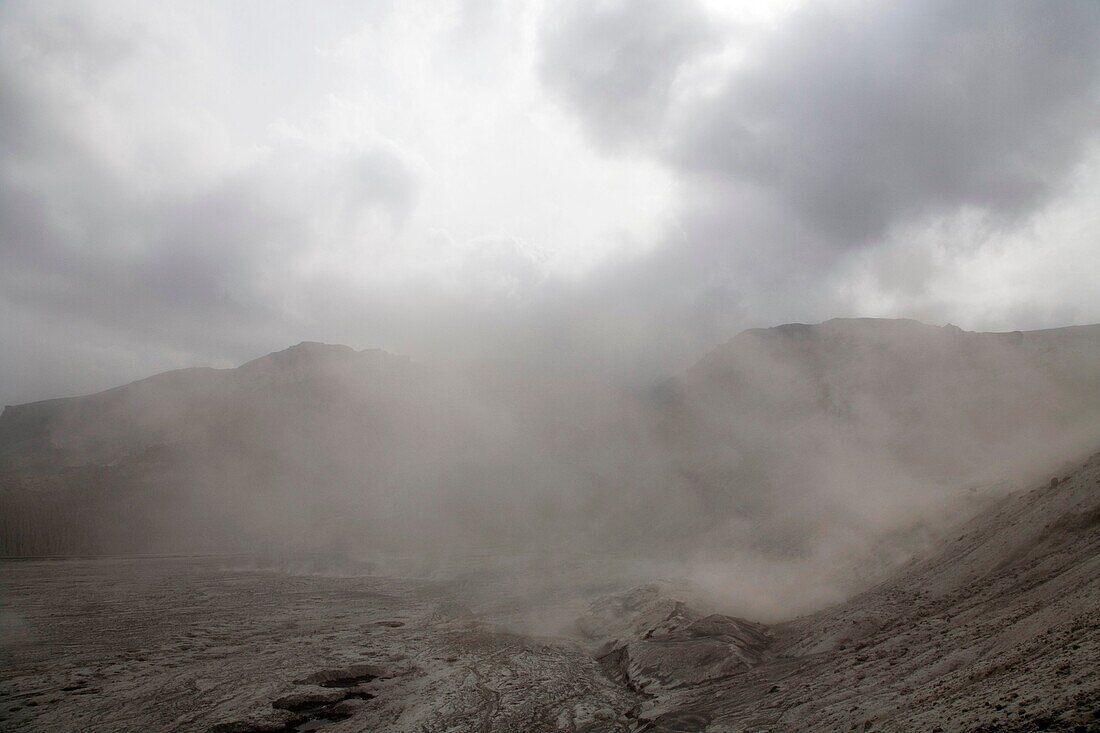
[675,0,1100,245]
[538,0,721,149]
[533,0,1100,367]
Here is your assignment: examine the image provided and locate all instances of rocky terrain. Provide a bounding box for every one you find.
[2,445,1098,731]
[622,450,1100,732]
[0,555,646,733]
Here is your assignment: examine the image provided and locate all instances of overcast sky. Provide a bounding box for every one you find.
[2,0,1099,405]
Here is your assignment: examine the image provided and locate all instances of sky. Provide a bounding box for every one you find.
[2,0,1099,405]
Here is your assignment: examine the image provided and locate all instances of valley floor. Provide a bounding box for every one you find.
[0,556,641,733]
[3,452,1099,733]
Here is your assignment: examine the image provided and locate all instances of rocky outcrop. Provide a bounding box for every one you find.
[577,584,772,693]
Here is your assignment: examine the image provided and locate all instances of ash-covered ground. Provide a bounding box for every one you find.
[3,445,1099,733]
[1,554,652,733]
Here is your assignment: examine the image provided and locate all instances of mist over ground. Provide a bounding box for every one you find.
[5,318,1100,619]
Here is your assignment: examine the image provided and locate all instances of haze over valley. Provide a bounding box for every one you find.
[4,319,1100,619]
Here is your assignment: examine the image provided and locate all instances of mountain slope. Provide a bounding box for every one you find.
[636,449,1100,732]
[3,319,1100,590]
[618,318,1100,611]
[0,343,467,554]
[662,318,1100,505]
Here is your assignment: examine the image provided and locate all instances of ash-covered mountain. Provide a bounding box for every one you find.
[3,319,1100,611]
[633,319,1100,593]
[585,445,1100,732]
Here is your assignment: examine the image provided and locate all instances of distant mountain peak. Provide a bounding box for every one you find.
[236,341,360,373]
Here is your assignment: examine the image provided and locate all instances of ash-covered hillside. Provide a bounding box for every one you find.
[623,446,1100,732]
[3,319,1100,613]
[624,319,1100,601]
[0,341,560,555]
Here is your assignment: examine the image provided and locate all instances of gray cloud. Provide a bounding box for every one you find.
[674,0,1100,245]
[0,1,428,403]
[2,0,1100,406]
[538,0,721,149]
[532,0,1100,371]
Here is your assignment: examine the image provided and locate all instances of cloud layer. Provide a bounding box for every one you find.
[2,0,1100,404]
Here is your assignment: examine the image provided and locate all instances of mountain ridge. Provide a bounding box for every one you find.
[9,319,1100,414]
[3,317,1100,611]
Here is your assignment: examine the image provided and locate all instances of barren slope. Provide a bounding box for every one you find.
[636,450,1100,732]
